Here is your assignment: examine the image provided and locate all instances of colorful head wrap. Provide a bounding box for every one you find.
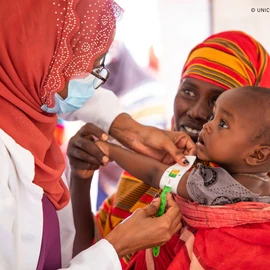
[181,30,270,89]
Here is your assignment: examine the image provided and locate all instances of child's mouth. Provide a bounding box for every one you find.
[197,135,205,145]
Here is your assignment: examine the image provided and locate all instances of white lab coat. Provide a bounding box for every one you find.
[0,89,124,270]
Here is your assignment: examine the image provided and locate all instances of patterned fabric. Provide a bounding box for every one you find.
[182,30,270,89]
[176,195,270,229]
[187,164,270,205]
[96,172,159,232]
[95,171,159,266]
[0,0,122,209]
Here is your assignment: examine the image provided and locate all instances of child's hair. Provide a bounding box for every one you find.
[235,86,270,145]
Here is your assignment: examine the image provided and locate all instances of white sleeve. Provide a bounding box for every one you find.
[59,88,125,133]
[59,239,121,270]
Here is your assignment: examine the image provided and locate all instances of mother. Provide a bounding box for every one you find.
[67,30,270,268]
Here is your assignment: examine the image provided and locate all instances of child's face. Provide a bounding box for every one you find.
[196,90,255,171]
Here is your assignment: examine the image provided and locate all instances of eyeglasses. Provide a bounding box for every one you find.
[91,55,110,89]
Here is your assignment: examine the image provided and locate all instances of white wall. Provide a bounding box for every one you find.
[111,0,270,126]
[156,0,211,124]
[114,0,211,126]
[212,0,270,51]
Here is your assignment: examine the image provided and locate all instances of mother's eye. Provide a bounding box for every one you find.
[181,89,195,97]
[210,98,217,107]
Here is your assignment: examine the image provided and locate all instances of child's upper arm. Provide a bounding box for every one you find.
[159,156,196,200]
[176,171,192,200]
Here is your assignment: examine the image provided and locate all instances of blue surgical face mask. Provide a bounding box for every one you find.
[41,74,96,114]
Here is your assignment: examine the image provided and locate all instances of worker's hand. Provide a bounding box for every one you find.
[105,193,182,258]
[109,113,196,166]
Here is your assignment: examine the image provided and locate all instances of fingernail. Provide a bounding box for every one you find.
[102,133,108,141]
[182,158,189,165]
[153,193,160,201]
[102,156,109,164]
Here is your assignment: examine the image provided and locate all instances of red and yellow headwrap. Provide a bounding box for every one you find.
[181,30,270,89]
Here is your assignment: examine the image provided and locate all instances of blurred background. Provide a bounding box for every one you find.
[115,0,270,126]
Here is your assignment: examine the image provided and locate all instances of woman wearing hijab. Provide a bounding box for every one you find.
[0,0,195,269]
[67,30,270,268]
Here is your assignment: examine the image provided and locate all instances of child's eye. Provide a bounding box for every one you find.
[219,119,228,128]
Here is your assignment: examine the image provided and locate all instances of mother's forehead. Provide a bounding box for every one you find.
[180,77,226,94]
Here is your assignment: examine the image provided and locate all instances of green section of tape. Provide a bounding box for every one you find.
[152,246,160,257]
[152,185,172,257]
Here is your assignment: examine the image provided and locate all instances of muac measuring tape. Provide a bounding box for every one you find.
[152,155,196,257]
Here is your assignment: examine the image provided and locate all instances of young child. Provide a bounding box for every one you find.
[96,86,270,205]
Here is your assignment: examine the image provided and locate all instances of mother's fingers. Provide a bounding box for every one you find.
[78,122,108,141]
[67,123,110,174]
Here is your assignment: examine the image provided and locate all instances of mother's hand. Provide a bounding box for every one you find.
[67,123,109,179]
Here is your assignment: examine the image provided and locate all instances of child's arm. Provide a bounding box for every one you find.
[96,141,192,200]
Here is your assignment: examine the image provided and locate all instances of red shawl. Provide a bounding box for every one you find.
[127,197,270,269]
[0,0,122,209]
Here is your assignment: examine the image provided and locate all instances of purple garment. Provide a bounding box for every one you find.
[104,43,154,96]
[37,194,62,270]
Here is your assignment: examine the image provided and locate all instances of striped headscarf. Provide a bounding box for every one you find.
[181,30,270,89]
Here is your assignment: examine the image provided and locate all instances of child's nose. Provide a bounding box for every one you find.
[203,122,212,133]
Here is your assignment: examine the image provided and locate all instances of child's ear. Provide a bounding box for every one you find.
[246,146,270,166]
